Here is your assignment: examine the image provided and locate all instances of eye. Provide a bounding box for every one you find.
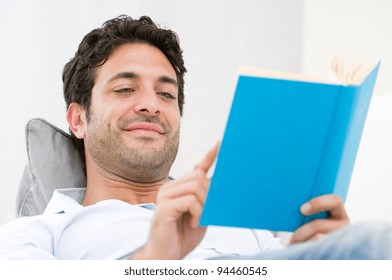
[158,92,176,100]
[114,88,135,94]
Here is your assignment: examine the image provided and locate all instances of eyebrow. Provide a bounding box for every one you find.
[107,71,178,87]
[107,72,137,83]
[158,75,178,87]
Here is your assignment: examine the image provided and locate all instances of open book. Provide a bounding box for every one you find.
[200,58,381,232]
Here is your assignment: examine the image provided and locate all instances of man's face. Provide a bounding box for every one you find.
[84,43,181,183]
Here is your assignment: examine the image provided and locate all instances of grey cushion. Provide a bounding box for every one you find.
[16,118,86,217]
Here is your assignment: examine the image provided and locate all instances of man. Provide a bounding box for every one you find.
[0,15,390,260]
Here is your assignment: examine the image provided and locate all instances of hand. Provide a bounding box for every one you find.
[290,194,350,244]
[132,142,220,259]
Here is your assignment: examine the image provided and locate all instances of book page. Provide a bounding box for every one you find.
[238,65,336,84]
[239,57,376,86]
[330,56,376,85]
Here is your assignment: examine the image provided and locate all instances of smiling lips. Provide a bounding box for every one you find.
[125,122,165,137]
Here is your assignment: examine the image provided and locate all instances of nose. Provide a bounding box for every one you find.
[134,89,161,115]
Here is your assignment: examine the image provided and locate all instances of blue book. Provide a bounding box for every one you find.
[200,60,381,232]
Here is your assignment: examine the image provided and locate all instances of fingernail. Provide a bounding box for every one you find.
[300,202,312,214]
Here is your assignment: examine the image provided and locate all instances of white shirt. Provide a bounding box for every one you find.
[0,188,282,259]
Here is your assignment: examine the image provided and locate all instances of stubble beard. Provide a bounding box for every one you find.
[85,114,179,184]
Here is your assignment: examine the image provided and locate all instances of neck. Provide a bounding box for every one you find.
[82,161,169,206]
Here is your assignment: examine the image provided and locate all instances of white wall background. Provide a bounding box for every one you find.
[0,0,303,225]
[0,0,391,227]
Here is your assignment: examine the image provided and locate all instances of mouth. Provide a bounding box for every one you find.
[124,122,165,137]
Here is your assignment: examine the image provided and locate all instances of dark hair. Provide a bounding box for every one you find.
[62,15,186,161]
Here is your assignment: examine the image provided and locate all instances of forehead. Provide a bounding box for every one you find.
[94,43,177,82]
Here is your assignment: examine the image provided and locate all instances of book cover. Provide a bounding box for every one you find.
[200,60,380,232]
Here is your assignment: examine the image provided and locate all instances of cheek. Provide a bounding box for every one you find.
[98,102,130,123]
[167,108,181,130]
[90,88,129,121]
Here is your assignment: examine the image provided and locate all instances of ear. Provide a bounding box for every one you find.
[66,103,87,139]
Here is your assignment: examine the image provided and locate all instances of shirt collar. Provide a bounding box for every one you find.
[44,188,86,214]
[43,187,157,214]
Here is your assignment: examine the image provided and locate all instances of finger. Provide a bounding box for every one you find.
[309,233,326,242]
[292,233,328,244]
[290,218,349,244]
[194,141,220,173]
[188,200,204,228]
[180,196,205,229]
[300,194,349,220]
[157,194,204,227]
[158,172,210,205]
